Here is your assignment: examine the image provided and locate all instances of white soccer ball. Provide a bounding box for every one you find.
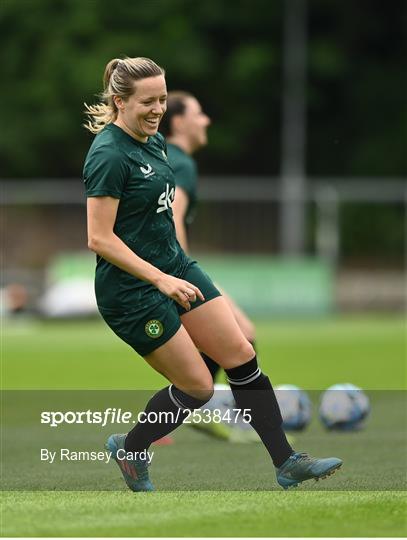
[319,383,370,430]
[275,384,312,431]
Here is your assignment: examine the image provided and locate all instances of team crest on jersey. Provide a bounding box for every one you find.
[145,319,164,339]
[156,183,175,213]
[140,164,155,178]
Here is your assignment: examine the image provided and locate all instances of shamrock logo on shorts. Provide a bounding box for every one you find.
[145,319,164,339]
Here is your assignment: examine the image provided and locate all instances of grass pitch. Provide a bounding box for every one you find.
[1,315,406,537]
[2,491,406,537]
[3,314,405,390]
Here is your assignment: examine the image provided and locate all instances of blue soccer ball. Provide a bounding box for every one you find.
[319,383,370,430]
[275,384,312,431]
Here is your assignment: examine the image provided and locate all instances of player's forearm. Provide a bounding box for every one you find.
[88,233,164,286]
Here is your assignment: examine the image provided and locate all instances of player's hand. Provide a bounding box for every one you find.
[155,274,205,311]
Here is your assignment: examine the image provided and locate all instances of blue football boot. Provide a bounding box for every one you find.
[276,452,342,489]
[105,434,154,492]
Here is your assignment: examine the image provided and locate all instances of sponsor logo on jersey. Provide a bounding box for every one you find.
[156,183,175,213]
[145,319,164,338]
[140,164,155,178]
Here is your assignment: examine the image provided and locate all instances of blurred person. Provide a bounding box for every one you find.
[160,91,256,383]
[0,283,29,316]
[160,91,261,443]
[83,56,342,492]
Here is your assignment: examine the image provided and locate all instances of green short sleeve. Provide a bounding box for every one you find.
[83,147,129,199]
[174,159,197,200]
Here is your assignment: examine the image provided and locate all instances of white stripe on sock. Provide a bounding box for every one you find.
[227,368,262,386]
[168,385,189,410]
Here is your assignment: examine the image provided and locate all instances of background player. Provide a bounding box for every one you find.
[160,91,256,384]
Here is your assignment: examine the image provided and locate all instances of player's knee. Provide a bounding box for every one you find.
[195,375,214,402]
[177,376,214,403]
[192,386,214,402]
[217,339,255,369]
[179,387,213,404]
[235,339,256,365]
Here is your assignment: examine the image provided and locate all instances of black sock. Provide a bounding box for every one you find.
[200,352,221,380]
[225,356,293,468]
[201,340,257,383]
[124,385,211,453]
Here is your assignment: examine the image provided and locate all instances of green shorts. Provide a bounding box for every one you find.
[98,261,221,357]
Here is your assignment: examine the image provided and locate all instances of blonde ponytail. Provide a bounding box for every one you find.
[84,57,165,134]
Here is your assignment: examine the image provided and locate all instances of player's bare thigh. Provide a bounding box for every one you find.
[180,296,255,369]
[220,288,256,343]
[144,325,213,400]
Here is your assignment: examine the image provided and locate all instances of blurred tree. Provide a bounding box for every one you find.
[307,0,407,176]
[0,0,405,177]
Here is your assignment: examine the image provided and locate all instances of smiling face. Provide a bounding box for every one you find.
[114,75,167,142]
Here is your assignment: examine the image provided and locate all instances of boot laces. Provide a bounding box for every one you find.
[292,452,312,464]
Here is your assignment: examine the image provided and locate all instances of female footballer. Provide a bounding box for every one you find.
[83,56,342,492]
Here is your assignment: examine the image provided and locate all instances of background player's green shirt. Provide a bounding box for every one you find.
[166,143,198,226]
[83,124,188,310]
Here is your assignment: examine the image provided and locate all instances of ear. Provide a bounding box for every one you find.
[113,95,125,111]
[172,114,184,134]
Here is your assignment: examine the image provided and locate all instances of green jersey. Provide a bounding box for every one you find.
[166,143,198,225]
[83,124,188,310]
